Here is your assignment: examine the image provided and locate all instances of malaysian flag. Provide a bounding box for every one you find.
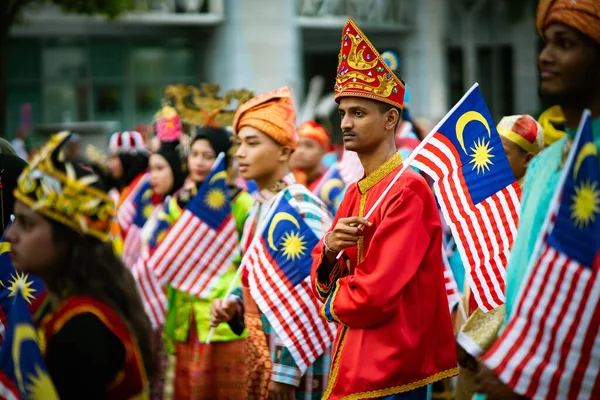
[132,203,172,328]
[314,149,363,213]
[0,287,58,399]
[410,84,520,312]
[117,173,150,235]
[313,166,346,214]
[149,155,239,297]
[442,246,461,312]
[246,196,337,373]
[0,230,44,345]
[122,179,154,269]
[482,111,600,399]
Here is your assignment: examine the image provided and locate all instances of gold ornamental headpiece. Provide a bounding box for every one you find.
[163,83,255,128]
[15,132,115,242]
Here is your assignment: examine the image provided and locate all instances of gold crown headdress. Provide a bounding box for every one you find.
[15,132,115,241]
[163,83,255,128]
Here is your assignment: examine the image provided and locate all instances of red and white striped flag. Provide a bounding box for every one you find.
[132,252,167,328]
[246,195,337,373]
[482,111,600,399]
[410,84,520,312]
[117,173,149,234]
[148,157,239,297]
[122,224,142,269]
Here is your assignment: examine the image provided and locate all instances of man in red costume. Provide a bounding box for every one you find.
[310,18,458,400]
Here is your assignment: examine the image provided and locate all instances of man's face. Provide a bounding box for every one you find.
[338,97,394,154]
[290,138,325,171]
[539,23,600,109]
[235,126,290,182]
[500,136,533,182]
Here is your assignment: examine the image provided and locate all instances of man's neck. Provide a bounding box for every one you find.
[255,166,290,191]
[357,142,398,176]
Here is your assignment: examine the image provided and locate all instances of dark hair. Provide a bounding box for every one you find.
[118,152,149,189]
[192,126,233,167]
[46,221,155,380]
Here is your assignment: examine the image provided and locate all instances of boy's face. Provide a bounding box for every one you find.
[235,126,290,182]
[500,136,533,181]
[290,138,325,172]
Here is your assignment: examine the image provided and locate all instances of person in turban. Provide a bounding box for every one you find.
[209,87,333,400]
[474,1,600,399]
[291,121,331,191]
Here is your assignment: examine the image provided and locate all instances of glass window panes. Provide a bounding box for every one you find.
[43,43,87,80]
[135,84,162,124]
[6,84,42,139]
[93,84,124,121]
[166,46,195,77]
[44,83,90,122]
[90,41,127,79]
[131,47,166,81]
[6,39,41,82]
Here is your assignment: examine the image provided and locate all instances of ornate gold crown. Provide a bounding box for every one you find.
[15,132,115,242]
[163,83,255,128]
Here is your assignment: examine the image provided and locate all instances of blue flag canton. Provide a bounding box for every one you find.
[0,288,56,399]
[548,116,600,268]
[260,198,319,287]
[318,166,345,211]
[188,158,232,230]
[437,87,515,204]
[132,181,154,228]
[148,201,172,251]
[0,235,44,319]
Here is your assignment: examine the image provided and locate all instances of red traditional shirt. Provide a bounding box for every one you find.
[311,152,458,399]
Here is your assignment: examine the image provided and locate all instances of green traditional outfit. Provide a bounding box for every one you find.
[163,187,253,399]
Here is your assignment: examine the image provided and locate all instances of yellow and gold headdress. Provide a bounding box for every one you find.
[14,132,115,242]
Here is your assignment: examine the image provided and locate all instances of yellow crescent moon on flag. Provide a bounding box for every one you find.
[0,242,10,254]
[209,171,228,184]
[321,179,344,204]
[455,111,491,154]
[574,143,597,178]
[267,212,300,251]
[13,324,38,394]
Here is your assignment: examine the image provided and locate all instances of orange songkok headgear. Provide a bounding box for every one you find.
[334,18,406,110]
[497,115,545,155]
[536,0,600,44]
[233,87,297,150]
[297,121,331,151]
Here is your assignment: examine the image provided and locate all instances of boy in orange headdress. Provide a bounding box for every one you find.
[310,18,457,400]
[210,87,333,399]
[291,121,331,192]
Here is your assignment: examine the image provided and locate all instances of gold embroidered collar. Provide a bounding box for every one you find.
[357,152,403,194]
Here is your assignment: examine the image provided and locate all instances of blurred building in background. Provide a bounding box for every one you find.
[6,0,540,141]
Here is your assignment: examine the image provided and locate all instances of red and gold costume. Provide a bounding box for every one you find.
[310,18,457,399]
[39,296,148,399]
